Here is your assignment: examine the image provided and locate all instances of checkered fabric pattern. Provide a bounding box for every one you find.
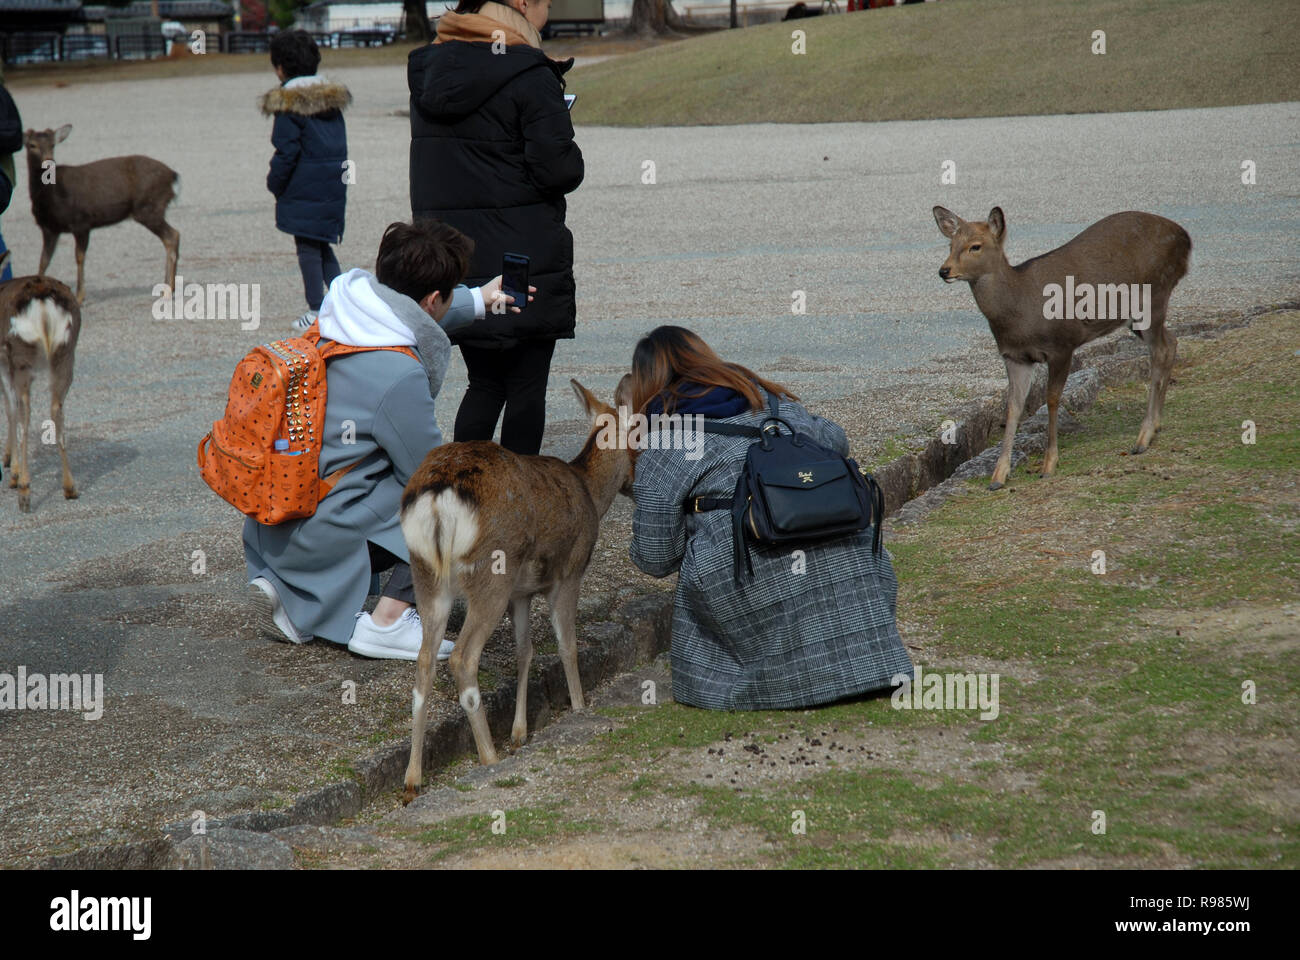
[630,390,913,710]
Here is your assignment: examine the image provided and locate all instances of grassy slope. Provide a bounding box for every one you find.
[571,0,1300,125]
[0,35,661,89]
[392,312,1299,867]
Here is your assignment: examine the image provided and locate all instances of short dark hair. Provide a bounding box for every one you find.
[375,220,473,304]
[270,30,320,80]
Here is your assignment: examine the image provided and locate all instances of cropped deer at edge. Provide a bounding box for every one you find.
[0,251,81,513]
[933,206,1190,489]
[400,378,635,798]
[25,124,181,304]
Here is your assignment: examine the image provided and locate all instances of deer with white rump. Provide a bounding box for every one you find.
[0,251,81,513]
[25,124,180,304]
[400,378,635,798]
[933,207,1190,489]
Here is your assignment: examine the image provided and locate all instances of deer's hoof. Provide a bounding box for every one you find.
[64,486,78,500]
[401,784,419,806]
[18,494,31,513]
[987,480,1004,491]
[1130,443,1148,455]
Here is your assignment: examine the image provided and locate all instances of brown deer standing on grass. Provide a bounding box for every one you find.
[933,206,1190,489]
[25,124,180,304]
[0,251,81,513]
[400,378,635,798]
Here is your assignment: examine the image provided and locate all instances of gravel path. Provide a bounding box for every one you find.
[0,65,1295,864]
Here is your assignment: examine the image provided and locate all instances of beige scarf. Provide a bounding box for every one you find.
[436,1,543,50]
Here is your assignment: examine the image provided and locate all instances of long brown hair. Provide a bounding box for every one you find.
[628,326,796,416]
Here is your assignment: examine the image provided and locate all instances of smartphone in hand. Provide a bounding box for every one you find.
[502,252,529,314]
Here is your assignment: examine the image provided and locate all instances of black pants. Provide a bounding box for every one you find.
[295,236,341,312]
[367,543,414,604]
[453,339,556,455]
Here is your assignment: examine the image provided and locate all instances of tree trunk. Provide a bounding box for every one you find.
[404,0,433,41]
[627,0,687,35]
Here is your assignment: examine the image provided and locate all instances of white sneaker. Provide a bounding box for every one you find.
[249,577,310,644]
[291,311,317,332]
[347,608,455,661]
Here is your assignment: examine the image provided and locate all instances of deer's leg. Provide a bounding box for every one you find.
[452,584,511,765]
[1135,309,1176,453]
[139,212,180,297]
[72,231,88,305]
[13,366,32,512]
[1041,357,1071,477]
[50,348,77,500]
[509,594,533,750]
[402,557,454,804]
[549,579,585,712]
[990,358,1034,490]
[37,228,59,279]
[0,362,13,473]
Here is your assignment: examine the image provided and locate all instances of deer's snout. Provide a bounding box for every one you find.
[938,266,951,280]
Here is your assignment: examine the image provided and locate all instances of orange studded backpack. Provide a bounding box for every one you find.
[197,322,417,525]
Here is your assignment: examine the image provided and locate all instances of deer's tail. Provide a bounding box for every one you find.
[400,487,479,591]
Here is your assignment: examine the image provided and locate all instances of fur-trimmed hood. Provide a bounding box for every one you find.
[260,75,352,117]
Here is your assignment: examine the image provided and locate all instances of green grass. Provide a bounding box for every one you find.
[571,0,1300,125]
[398,802,599,862]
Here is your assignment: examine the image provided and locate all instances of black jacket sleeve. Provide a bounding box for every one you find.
[0,84,22,156]
[514,65,583,198]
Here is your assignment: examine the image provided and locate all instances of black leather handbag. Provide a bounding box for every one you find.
[690,393,884,583]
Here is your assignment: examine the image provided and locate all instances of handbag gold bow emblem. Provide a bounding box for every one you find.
[798,470,814,483]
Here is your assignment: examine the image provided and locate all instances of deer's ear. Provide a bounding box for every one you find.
[933,206,961,238]
[613,373,633,412]
[987,207,1006,242]
[54,124,72,144]
[570,378,600,420]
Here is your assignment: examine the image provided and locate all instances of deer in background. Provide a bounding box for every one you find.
[25,124,180,304]
[933,206,1190,489]
[400,378,635,797]
[0,251,81,513]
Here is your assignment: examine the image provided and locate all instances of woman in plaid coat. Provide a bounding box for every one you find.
[628,326,912,711]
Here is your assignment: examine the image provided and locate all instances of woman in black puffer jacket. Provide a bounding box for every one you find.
[408,0,583,455]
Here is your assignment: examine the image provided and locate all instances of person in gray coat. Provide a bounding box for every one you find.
[244,220,532,659]
[627,326,913,711]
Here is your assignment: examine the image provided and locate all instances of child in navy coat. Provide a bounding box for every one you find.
[261,30,351,331]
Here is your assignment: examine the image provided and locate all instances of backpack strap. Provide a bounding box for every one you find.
[318,340,418,363]
[302,322,419,364]
[301,325,417,502]
[318,462,359,502]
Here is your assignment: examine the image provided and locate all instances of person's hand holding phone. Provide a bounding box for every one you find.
[480,275,536,314]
